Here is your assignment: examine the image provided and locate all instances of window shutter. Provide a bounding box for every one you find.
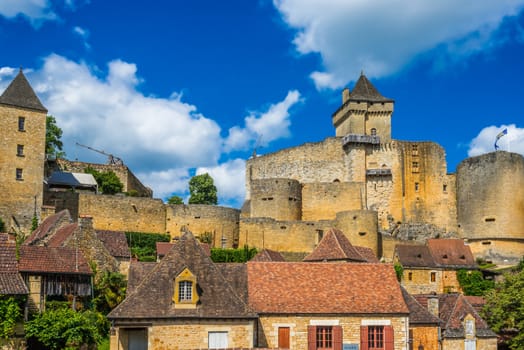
[333,325,343,350]
[385,325,394,350]
[308,325,317,350]
[360,326,369,350]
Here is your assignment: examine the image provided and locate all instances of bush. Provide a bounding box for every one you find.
[125,232,170,261]
[457,269,494,296]
[0,295,23,339]
[210,246,258,263]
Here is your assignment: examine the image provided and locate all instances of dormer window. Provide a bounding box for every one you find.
[173,267,199,309]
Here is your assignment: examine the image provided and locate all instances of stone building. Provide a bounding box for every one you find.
[0,69,47,233]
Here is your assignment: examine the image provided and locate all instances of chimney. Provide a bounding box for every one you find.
[342,87,350,103]
[427,294,439,317]
[78,215,93,231]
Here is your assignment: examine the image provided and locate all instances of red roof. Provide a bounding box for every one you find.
[96,230,130,258]
[247,262,408,314]
[303,228,366,262]
[427,239,476,268]
[0,234,28,294]
[19,245,92,275]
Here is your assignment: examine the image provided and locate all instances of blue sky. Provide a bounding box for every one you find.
[1,1,524,208]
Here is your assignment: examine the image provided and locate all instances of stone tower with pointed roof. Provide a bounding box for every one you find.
[0,69,47,233]
[332,72,394,141]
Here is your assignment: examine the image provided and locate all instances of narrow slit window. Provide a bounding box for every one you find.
[18,117,25,131]
[17,144,24,156]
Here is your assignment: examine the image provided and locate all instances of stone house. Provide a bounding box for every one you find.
[414,293,497,350]
[394,239,477,294]
[109,230,410,350]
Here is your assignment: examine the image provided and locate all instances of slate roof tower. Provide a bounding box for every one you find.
[0,69,47,233]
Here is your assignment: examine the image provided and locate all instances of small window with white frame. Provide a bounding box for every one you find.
[208,331,228,349]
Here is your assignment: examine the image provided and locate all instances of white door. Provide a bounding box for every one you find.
[208,331,228,349]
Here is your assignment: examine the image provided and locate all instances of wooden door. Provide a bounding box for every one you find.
[278,327,290,349]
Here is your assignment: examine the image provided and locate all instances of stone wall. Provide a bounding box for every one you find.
[457,151,524,240]
[302,182,363,221]
[334,210,379,255]
[401,268,441,294]
[112,319,255,350]
[77,194,166,233]
[166,204,240,247]
[249,179,302,221]
[257,315,408,350]
[410,326,439,350]
[0,104,46,233]
[466,239,524,266]
[239,218,335,252]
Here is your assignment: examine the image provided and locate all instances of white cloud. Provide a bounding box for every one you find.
[223,90,303,152]
[273,0,524,89]
[73,26,91,49]
[0,0,57,27]
[196,159,247,207]
[3,54,299,207]
[468,124,524,157]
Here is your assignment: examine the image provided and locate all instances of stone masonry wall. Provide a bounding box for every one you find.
[257,315,408,350]
[457,151,524,240]
[302,182,363,221]
[334,210,379,255]
[0,105,46,233]
[166,204,240,247]
[250,179,302,221]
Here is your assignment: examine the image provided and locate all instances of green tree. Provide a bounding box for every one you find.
[0,296,23,339]
[167,194,184,205]
[456,269,494,296]
[188,173,217,205]
[393,263,404,282]
[85,166,124,195]
[45,115,65,158]
[482,267,524,349]
[25,308,104,350]
[93,271,127,315]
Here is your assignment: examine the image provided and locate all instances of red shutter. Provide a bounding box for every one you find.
[333,325,343,350]
[308,325,317,350]
[384,325,394,350]
[360,326,369,350]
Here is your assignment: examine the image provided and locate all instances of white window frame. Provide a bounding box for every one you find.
[208,331,228,349]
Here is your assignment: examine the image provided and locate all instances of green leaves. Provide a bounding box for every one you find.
[456,269,494,296]
[84,166,124,195]
[46,116,65,158]
[93,271,127,315]
[210,246,258,263]
[188,173,218,205]
[0,296,22,339]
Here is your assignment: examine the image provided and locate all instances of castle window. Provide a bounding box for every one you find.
[485,218,495,222]
[415,182,419,192]
[411,144,418,156]
[18,117,25,131]
[482,241,491,245]
[173,267,199,308]
[443,184,447,192]
[370,128,377,136]
[358,232,366,236]
[408,272,413,281]
[16,168,23,181]
[412,162,419,173]
[17,144,24,157]
[430,272,436,282]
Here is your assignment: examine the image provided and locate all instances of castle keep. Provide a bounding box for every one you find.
[0,71,522,265]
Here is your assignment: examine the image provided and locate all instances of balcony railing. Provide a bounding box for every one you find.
[342,133,380,146]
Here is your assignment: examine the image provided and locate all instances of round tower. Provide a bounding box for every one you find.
[335,210,379,255]
[249,178,302,221]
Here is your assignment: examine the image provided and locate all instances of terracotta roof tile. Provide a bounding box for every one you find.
[247,262,408,314]
[0,234,28,294]
[126,261,157,295]
[19,245,92,275]
[400,287,440,325]
[96,230,130,258]
[427,239,477,268]
[251,249,286,262]
[303,228,367,262]
[46,223,78,247]
[354,246,379,263]
[24,209,72,246]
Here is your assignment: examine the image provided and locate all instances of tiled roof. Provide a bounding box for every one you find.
[19,245,92,275]
[348,73,393,103]
[464,295,486,314]
[414,294,496,338]
[109,231,256,320]
[46,223,78,247]
[438,294,496,338]
[156,241,210,259]
[427,239,477,268]
[400,287,440,325]
[354,246,379,263]
[247,262,408,314]
[303,228,367,262]
[395,244,436,268]
[0,69,47,112]
[250,249,286,262]
[0,234,28,294]
[96,230,130,258]
[126,261,157,295]
[24,209,72,246]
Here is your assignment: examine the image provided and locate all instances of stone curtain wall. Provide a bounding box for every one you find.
[0,105,46,232]
[302,182,364,221]
[166,204,240,247]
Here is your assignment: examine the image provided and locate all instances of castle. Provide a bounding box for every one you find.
[1,70,523,265]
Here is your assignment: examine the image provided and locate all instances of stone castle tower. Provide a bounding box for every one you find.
[0,70,47,233]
